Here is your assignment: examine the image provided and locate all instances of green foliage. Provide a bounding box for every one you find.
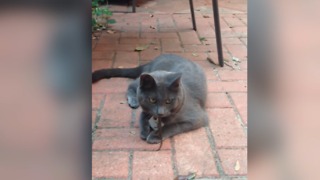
[92,0,116,30]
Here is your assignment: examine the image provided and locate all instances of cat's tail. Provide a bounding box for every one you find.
[92,65,145,83]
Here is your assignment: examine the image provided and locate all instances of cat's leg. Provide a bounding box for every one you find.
[146,114,208,144]
[127,80,139,109]
[139,111,153,140]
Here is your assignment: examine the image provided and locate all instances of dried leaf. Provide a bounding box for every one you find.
[149,25,156,29]
[192,53,198,57]
[119,101,126,104]
[135,45,149,51]
[154,47,159,50]
[199,37,207,41]
[106,30,116,34]
[129,130,136,135]
[232,56,240,62]
[203,15,210,18]
[150,14,154,18]
[234,160,240,171]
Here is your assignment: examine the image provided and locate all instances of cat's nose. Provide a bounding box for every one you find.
[156,107,165,117]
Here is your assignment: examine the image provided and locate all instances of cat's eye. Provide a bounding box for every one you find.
[165,99,172,104]
[149,97,157,104]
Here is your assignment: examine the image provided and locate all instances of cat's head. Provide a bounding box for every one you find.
[137,71,184,118]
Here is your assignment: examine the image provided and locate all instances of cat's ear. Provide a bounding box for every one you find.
[168,72,182,91]
[140,74,156,90]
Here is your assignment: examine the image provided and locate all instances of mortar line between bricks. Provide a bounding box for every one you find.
[204,126,227,178]
[130,109,136,128]
[225,92,247,132]
[92,94,107,142]
[170,138,179,177]
[128,150,134,180]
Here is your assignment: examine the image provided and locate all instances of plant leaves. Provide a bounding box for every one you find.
[107,19,116,24]
[135,45,149,51]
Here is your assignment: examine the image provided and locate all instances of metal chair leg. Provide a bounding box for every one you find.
[189,0,197,30]
[212,0,224,67]
[132,0,136,13]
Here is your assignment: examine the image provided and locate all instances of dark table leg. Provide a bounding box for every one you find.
[189,0,197,30]
[212,0,224,67]
[132,0,136,13]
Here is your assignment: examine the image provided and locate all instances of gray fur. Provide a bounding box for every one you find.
[126,54,209,144]
[93,54,208,144]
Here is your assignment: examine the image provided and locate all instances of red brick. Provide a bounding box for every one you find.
[207,81,247,92]
[218,149,247,175]
[240,38,247,46]
[232,26,247,34]
[113,52,139,68]
[179,31,201,45]
[174,52,208,61]
[161,38,183,52]
[140,32,178,39]
[230,93,247,125]
[183,45,210,52]
[119,38,159,45]
[207,108,246,148]
[92,80,107,94]
[225,44,247,60]
[92,51,115,60]
[92,151,129,178]
[174,128,219,177]
[92,78,129,94]
[140,45,161,61]
[219,70,247,81]
[221,38,243,45]
[99,93,132,127]
[197,26,216,38]
[92,94,104,110]
[93,128,171,150]
[158,15,175,29]
[207,81,224,92]
[239,60,247,70]
[223,17,246,27]
[120,32,140,38]
[132,151,174,180]
[97,36,119,44]
[206,93,231,108]
[92,60,112,71]
[95,43,136,51]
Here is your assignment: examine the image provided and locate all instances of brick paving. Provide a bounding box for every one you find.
[92,0,247,179]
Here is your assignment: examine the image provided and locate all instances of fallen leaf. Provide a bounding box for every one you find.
[130,130,136,135]
[199,37,207,41]
[150,14,154,17]
[203,15,210,18]
[154,47,159,50]
[149,25,156,29]
[232,56,240,62]
[135,45,149,51]
[106,30,116,34]
[192,53,198,57]
[234,160,240,171]
[119,101,126,104]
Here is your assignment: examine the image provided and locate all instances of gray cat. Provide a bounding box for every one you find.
[92,54,208,144]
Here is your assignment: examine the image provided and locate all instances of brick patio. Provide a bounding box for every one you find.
[92,0,247,179]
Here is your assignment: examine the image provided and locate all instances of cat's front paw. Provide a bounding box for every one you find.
[146,131,162,144]
[127,97,140,109]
